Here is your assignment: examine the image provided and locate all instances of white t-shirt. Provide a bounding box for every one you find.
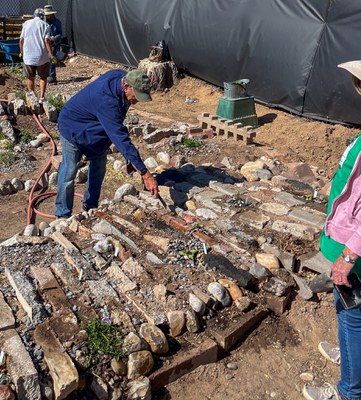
[20,17,51,66]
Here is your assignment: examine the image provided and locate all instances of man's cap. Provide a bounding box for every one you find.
[124,70,152,102]
[44,5,57,15]
[338,61,361,95]
[33,8,44,18]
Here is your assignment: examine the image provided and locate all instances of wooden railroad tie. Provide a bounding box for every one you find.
[197,112,256,145]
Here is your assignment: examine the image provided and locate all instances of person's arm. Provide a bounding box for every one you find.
[44,38,54,57]
[43,24,55,59]
[19,37,24,56]
[51,20,62,44]
[97,94,158,196]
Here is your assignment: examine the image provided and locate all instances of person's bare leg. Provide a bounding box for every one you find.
[39,78,47,99]
[27,77,35,92]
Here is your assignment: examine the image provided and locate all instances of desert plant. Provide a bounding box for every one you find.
[183,138,203,148]
[5,140,14,151]
[15,91,27,102]
[47,94,66,113]
[0,150,15,165]
[19,129,33,143]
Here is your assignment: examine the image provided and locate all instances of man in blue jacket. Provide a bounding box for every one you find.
[55,69,158,218]
[44,5,62,84]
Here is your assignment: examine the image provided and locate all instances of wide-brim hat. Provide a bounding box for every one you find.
[124,69,152,102]
[338,61,361,95]
[44,5,57,15]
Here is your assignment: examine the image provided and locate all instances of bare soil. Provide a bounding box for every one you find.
[0,55,356,399]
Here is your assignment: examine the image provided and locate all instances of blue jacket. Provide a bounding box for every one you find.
[58,69,146,171]
[48,17,62,45]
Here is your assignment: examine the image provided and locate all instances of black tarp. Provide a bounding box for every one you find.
[17,0,361,125]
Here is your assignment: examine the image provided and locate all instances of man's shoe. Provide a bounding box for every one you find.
[303,384,341,400]
[318,342,340,365]
[39,97,45,104]
[82,204,96,212]
[48,77,57,84]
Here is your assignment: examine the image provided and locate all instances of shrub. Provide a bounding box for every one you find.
[183,138,203,148]
[5,140,14,151]
[47,95,66,113]
[15,91,27,102]
[0,150,15,165]
[19,129,33,143]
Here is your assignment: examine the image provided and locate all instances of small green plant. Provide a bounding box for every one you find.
[15,91,27,102]
[86,319,126,365]
[0,132,6,140]
[47,94,66,113]
[5,64,23,77]
[0,150,15,165]
[19,129,33,144]
[5,140,14,151]
[51,130,59,140]
[183,138,203,148]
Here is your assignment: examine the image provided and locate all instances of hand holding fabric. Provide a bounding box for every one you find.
[51,56,58,65]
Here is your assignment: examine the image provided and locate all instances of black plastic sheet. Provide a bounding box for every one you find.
[17,0,361,125]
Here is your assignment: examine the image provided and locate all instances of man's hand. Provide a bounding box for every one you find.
[142,171,158,197]
[331,250,358,287]
[51,56,58,65]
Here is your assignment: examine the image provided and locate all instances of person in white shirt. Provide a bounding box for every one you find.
[19,8,56,103]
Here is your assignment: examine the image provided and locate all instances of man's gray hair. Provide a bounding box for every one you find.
[33,8,44,19]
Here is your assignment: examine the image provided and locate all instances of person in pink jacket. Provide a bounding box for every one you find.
[303,60,361,400]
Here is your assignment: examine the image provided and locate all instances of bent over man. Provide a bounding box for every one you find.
[55,69,158,218]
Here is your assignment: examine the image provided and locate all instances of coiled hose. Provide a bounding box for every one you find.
[1,98,83,225]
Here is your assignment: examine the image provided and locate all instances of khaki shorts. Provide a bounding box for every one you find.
[23,62,50,80]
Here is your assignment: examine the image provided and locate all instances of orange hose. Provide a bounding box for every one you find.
[27,109,83,224]
[0,98,83,224]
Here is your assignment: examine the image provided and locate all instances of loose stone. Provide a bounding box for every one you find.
[185,309,200,333]
[0,385,15,400]
[127,351,154,380]
[127,376,151,400]
[139,323,169,354]
[226,362,238,370]
[111,358,127,376]
[207,282,231,307]
[123,332,149,354]
[189,293,206,315]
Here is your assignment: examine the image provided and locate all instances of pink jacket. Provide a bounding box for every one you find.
[324,151,361,256]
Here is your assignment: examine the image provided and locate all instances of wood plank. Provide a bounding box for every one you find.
[208,308,268,351]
